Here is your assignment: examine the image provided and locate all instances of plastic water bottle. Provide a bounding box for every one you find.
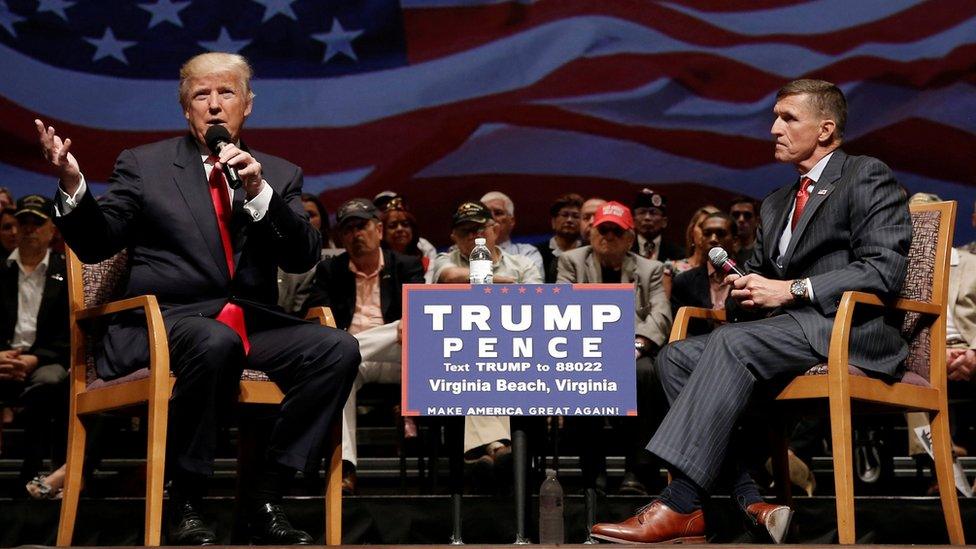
[539,468,564,544]
[469,237,493,284]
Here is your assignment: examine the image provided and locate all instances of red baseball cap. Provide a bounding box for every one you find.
[592,201,634,230]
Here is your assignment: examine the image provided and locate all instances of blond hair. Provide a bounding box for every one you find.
[178,52,254,107]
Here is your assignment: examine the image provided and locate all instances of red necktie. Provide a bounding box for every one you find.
[208,157,250,354]
[791,176,812,230]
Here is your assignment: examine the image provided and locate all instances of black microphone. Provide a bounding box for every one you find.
[708,246,745,277]
[204,125,242,189]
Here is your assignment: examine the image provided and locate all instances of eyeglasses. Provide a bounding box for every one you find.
[386,220,412,230]
[731,211,754,220]
[596,225,625,237]
[454,224,489,237]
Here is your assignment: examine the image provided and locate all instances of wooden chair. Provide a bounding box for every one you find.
[57,247,343,546]
[668,201,965,544]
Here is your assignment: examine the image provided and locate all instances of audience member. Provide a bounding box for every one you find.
[480,191,545,276]
[631,188,684,262]
[1,207,17,261]
[0,187,13,209]
[374,191,437,260]
[557,201,671,494]
[730,196,760,264]
[0,195,69,491]
[305,198,425,494]
[302,192,336,249]
[535,193,583,283]
[432,201,542,470]
[580,197,607,244]
[670,212,737,316]
[380,197,437,281]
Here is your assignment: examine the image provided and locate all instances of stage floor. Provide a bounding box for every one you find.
[1,494,974,546]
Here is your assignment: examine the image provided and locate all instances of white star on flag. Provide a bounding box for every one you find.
[139,0,189,28]
[0,0,25,37]
[36,0,74,21]
[199,27,250,53]
[85,28,137,64]
[252,0,297,22]
[311,18,363,64]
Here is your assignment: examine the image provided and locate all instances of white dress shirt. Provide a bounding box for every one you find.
[8,248,51,351]
[776,151,834,300]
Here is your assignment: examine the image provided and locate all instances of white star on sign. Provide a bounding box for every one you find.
[252,0,297,22]
[85,27,137,64]
[36,0,74,21]
[0,0,25,37]
[311,18,363,64]
[198,27,250,53]
[139,0,189,28]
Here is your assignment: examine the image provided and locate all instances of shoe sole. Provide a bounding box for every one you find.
[591,533,706,544]
[764,507,793,544]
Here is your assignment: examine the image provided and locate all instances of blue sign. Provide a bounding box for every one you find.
[402,284,637,416]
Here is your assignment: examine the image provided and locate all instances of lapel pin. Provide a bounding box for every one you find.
[817,189,828,195]
[50,273,64,282]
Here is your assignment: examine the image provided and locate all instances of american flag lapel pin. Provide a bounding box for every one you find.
[817,189,828,195]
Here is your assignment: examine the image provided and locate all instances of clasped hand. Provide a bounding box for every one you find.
[0,350,39,381]
[725,273,795,309]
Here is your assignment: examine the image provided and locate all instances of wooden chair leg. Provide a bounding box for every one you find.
[827,396,856,544]
[57,412,87,546]
[325,421,342,545]
[144,398,170,546]
[930,406,966,544]
[767,421,793,506]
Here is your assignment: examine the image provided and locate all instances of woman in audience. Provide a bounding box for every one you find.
[381,197,437,280]
[302,193,337,249]
[661,205,719,295]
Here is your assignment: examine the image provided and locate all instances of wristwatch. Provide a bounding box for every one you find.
[634,339,647,356]
[789,279,808,302]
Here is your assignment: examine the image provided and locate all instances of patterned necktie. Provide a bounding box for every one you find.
[791,176,813,230]
[208,156,250,354]
[643,239,656,259]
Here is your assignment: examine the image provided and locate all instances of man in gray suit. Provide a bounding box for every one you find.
[557,200,671,494]
[592,79,912,544]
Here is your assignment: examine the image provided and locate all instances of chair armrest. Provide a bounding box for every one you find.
[669,306,726,342]
[840,291,941,316]
[75,295,162,321]
[305,306,337,329]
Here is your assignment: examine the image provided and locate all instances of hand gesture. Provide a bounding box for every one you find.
[214,142,263,198]
[729,273,794,309]
[35,119,82,195]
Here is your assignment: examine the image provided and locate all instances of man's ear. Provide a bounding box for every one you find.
[819,119,836,144]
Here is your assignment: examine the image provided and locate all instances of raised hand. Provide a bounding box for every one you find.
[35,119,82,195]
[214,142,263,199]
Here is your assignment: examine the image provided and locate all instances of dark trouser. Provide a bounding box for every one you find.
[166,316,360,478]
[647,314,822,490]
[0,362,69,482]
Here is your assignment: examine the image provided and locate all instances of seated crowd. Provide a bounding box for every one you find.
[2,181,974,508]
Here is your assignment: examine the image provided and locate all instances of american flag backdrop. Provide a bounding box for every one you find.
[1,0,975,246]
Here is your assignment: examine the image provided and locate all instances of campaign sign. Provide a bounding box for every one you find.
[402,284,636,416]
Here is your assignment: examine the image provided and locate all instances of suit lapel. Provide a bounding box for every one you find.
[171,135,230,280]
[380,250,393,319]
[585,249,601,282]
[35,255,65,331]
[781,150,845,269]
[621,254,636,284]
[766,186,794,270]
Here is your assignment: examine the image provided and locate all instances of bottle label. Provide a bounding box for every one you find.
[469,259,493,284]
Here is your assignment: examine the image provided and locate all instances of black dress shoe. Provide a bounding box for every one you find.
[617,471,649,496]
[250,502,313,545]
[167,500,217,546]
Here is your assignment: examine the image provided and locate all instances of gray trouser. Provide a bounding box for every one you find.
[647,314,822,490]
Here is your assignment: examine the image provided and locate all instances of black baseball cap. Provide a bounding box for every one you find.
[15,194,54,221]
[631,188,666,212]
[452,201,491,227]
[336,198,379,226]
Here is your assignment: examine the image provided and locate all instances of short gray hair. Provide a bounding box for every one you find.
[480,191,514,216]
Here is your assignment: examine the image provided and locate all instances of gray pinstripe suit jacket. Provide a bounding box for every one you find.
[731,149,913,377]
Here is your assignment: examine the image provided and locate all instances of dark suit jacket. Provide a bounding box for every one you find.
[729,149,912,376]
[671,265,712,313]
[0,252,69,366]
[631,238,685,263]
[304,248,425,330]
[54,135,320,379]
[534,241,558,284]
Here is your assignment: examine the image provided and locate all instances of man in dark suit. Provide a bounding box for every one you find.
[630,188,685,262]
[35,53,359,545]
[0,195,69,489]
[592,79,912,544]
[304,198,425,493]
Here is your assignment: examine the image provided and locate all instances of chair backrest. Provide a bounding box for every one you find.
[65,247,130,385]
[899,201,955,385]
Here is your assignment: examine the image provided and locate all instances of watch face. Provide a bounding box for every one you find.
[791,280,805,297]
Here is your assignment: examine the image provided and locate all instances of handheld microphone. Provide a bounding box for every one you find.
[204,125,242,189]
[708,247,745,277]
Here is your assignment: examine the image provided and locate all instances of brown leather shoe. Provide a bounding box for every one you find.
[590,500,705,544]
[745,502,792,544]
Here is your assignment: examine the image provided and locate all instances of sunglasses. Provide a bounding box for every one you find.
[731,211,754,220]
[596,225,625,237]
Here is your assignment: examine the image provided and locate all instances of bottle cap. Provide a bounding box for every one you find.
[475,237,486,245]
[545,468,556,477]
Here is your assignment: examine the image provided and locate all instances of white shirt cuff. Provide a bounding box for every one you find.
[805,278,815,302]
[55,176,87,216]
[243,180,272,221]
